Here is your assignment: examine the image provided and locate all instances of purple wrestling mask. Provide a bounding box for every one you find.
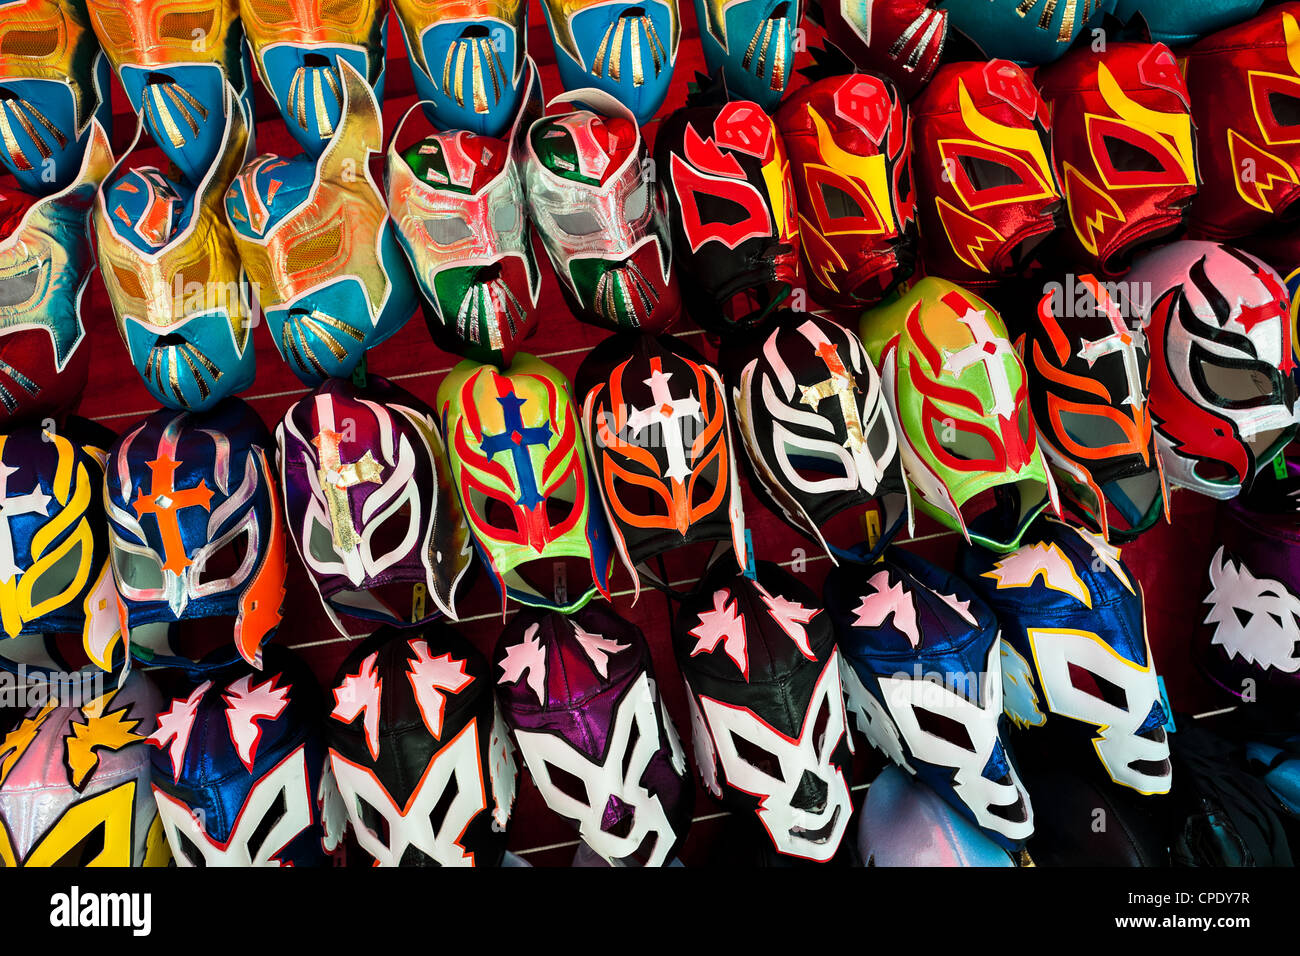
[276,375,474,637]
[493,601,692,865]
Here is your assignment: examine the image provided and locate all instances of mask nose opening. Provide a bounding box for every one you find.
[791,769,829,814]
[601,794,636,838]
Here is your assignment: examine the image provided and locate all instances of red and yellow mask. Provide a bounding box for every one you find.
[776,72,916,309]
[911,60,1061,285]
[1038,42,1197,276]
[1184,3,1300,242]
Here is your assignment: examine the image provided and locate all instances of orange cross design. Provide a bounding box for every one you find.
[131,454,214,574]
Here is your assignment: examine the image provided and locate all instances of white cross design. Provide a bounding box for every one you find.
[1077,307,1146,408]
[627,359,701,483]
[942,308,1016,419]
[0,461,50,583]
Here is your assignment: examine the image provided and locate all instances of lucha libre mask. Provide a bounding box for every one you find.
[438,354,613,614]
[104,398,287,672]
[1037,42,1197,276]
[1112,0,1264,47]
[576,333,745,598]
[1112,0,1263,47]
[148,647,347,866]
[728,312,910,564]
[85,0,250,184]
[694,0,796,108]
[1198,497,1300,704]
[1126,240,1299,499]
[938,0,1111,66]
[327,623,517,866]
[0,424,125,677]
[391,0,529,137]
[1025,275,1169,542]
[813,0,946,99]
[959,517,1173,795]
[94,82,254,412]
[862,277,1060,552]
[911,60,1061,284]
[238,0,387,157]
[827,547,1033,847]
[496,603,691,866]
[655,99,800,329]
[277,376,474,637]
[0,0,114,195]
[1183,4,1300,242]
[0,671,170,866]
[776,73,917,310]
[541,0,679,123]
[0,121,112,428]
[674,560,853,862]
[387,60,542,366]
[225,60,417,386]
[524,89,678,334]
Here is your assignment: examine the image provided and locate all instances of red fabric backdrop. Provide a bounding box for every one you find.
[77,0,1231,864]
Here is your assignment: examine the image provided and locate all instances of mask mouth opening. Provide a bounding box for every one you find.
[1005,223,1055,272]
[1127,756,1172,779]
[331,579,430,625]
[1190,456,1241,487]
[1101,470,1165,535]
[131,618,244,668]
[790,804,841,845]
[510,555,595,608]
[961,480,1050,550]
[985,787,1029,825]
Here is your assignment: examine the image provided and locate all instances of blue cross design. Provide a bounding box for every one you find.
[479,389,553,510]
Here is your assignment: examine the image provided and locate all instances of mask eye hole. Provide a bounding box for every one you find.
[1268,90,1300,128]
[423,216,474,246]
[931,417,996,463]
[1233,606,1254,629]
[1018,403,1033,445]
[27,539,84,607]
[1056,408,1132,450]
[624,181,649,221]
[1067,662,1129,711]
[913,705,976,752]
[546,763,590,805]
[368,500,414,559]
[157,10,215,41]
[197,528,249,586]
[479,493,524,535]
[731,732,784,781]
[865,407,892,460]
[811,695,831,755]
[308,517,341,562]
[694,192,754,228]
[50,821,106,866]
[246,788,287,862]
[428,775,460,834]
[621,720,641,781]
[818,181,866,221]
[782,441,850,482]
[174,823,207,867]
[111,543,165,592]
[957,153,1024,192]
[355,794,391,847]
[493,204,521,234]
[1101,135,1164,174]
[896,161,913,203]
[552,210,603,236]
[321,0,362,20]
